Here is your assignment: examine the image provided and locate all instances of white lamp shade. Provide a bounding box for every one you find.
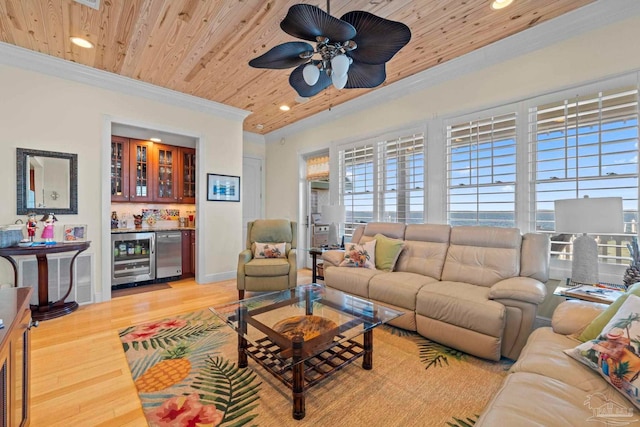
[321,205,346,224]
[302,63,320,86]
[321,205,346,247]
[331,54,350,77]
[331,73,348,90]
[554,197,624,234]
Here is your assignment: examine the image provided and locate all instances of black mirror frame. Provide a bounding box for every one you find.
[16,148,78,215]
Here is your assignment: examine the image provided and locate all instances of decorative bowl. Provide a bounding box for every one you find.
[272,315,338,342]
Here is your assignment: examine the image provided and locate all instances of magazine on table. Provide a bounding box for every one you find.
[561,284,625,304]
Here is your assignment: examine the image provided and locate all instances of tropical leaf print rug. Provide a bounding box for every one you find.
[119,310,512,427]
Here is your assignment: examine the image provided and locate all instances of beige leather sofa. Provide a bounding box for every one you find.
[322,222,549,360]
[477,300,639,425]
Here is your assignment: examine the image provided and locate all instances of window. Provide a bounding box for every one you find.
[447,113,517,227]
[378,134,425,224]
[532,87,639,264]
[339,132,425,237]
[340,143,375,236]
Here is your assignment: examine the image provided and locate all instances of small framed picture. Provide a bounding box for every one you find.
[63,224,87,242]
[207,173,240,202]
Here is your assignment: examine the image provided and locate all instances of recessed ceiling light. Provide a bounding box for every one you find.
[256,124,264,130]
[70,37,94,48]
[280,105,291,111]
[491,0,513,10]
[149,137,162,142]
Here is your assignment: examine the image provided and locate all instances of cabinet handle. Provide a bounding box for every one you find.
[29,320,39,329]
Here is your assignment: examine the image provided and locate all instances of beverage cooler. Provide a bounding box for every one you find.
[111,232,155,286]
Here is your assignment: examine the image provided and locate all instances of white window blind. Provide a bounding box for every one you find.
[378,134,425,224]
[531,87,639,264]
[447,113,517,227]
[339,132,425,237]
[340,143,375,237]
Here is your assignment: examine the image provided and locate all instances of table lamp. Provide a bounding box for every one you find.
[554,196,624,285]
[321,204,346,247]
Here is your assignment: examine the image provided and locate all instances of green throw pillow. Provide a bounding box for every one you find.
[578,282,640,342]
[373,233,405,272]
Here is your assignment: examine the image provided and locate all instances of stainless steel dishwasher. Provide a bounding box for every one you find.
[156,231,183,279]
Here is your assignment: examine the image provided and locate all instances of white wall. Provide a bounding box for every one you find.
[0,59,247,300]
[263,12,640,225]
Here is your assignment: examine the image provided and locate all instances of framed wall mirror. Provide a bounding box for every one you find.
[16,148,78,215]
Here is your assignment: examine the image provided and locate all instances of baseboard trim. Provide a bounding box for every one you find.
[201,271,236,283]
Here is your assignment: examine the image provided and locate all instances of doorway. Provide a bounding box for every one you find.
[302,151,330,269]
[101,119,201,303]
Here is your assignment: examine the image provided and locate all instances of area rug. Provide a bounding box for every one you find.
[119,310,513,427]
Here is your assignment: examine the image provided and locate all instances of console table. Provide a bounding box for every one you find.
[0,241,90,321]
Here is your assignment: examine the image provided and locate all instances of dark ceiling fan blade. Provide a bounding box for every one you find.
[281,4,356,42]
[249,41,314,69]
[341,11,411,65]
[289,64,332,97]
[345,61,386,89]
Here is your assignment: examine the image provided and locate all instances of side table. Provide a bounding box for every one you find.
[0,241,91,321]
[553,278,626,305]
[308,247,324,283]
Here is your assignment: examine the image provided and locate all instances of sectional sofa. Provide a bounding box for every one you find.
[321,222,550,361]
[477,300,639,425]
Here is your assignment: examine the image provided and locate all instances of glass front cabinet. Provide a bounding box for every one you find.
[153,144,178,202]
[110,136,153,202]
[180,148,196,204]
[111,136,195,204]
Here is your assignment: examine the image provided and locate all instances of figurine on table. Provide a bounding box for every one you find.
[111,211,119,229]
[27,212,38,242]
[40,213,58,244]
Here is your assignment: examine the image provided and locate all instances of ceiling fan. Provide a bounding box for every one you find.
[249,1,411,98]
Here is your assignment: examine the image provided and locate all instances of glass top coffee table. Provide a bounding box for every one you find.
[210,283,403,420]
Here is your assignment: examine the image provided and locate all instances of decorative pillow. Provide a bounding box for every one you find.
[565,294,640,409]
[340,240,376,269]
[373,233,405,272]
[254,242,286,259]
[578,282,640,342]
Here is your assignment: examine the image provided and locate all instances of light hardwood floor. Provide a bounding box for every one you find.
[30,270,313,426]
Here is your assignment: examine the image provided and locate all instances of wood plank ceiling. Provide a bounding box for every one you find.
[0,0,595,134]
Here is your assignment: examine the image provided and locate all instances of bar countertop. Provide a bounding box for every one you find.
[111,227,196,234]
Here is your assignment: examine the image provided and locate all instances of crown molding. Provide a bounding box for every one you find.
[0,42,250,122]
[264,0,640,143]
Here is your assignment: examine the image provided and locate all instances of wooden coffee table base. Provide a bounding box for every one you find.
[238,330,371,420]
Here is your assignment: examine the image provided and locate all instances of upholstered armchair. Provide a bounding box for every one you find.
[237,219,297,299]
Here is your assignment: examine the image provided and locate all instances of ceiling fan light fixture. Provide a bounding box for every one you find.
[303,63,321,86]
[332,73,348,90]
[331,54,350,77]
[491,0,514,10]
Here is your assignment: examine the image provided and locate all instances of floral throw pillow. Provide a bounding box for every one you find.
[254,242,286,259]
[565,294,640,410]
[339,240,376,269]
